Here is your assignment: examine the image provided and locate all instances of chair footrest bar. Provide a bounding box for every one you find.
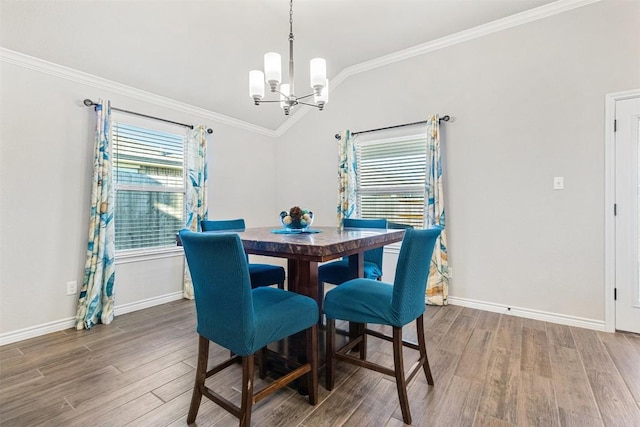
[335,352,395,376]
[253,363,312,403]
[365,328,420,350]
[202,386,242,418]
[336,335,363,354]
[405,356,427,384]
[364,328,391,342]
[206,355,242,379]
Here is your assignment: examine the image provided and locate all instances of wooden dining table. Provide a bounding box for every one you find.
[238,226,405,304]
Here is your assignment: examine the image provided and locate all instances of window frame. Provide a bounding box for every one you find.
[354,127,428,231]
[110,111,189,261]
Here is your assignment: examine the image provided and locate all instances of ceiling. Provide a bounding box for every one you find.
[1,0,557,132]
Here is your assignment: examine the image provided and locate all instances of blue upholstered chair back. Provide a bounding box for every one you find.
[179,229,256,354]
[391,227,442,325]
[201,219,246,232]
[343,218,388,266]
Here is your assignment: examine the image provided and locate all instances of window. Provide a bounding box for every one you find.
[355,129,427,229]
[112,113,187,252]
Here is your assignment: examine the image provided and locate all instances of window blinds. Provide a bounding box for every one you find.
[356,134,427,228]
[112,121,186,251]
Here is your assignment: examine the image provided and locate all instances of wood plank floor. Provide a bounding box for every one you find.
[1,299,639,426]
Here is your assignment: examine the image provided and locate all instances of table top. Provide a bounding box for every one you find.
[238,226,405,262]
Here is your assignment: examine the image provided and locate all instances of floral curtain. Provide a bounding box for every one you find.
[183,125,208,299]
[424,115,449,305]
[75,99,116,330]
[337,130,358,226]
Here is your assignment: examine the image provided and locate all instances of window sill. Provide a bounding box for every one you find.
[115,246,183,264]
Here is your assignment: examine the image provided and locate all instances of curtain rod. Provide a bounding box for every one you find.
[83,99,213,134]
[334,115,450,140]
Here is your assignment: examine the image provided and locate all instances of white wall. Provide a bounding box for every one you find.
[276,0,640,325]
[1,0,638,342]
[0,60,278,340]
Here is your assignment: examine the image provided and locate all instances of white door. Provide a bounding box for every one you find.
[615,96,640,333]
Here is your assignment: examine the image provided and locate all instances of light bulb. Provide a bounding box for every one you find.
[310,58,327,96]
[249,70,265,105]
[264,52,282,92]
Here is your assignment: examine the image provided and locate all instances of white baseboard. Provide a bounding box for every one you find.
[2,292,606,346]
[0,292,185,346]
[447,296,606,332]
[113,291,184,316]
[0,317,77,347]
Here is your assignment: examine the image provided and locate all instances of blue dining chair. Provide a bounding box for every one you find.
[179,229,319,427]
[317,218,388,302]
[201,219,286,290]
[324,227,442,425]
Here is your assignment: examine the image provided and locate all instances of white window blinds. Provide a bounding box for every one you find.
[112,117,187,251]
[355,131,427,228]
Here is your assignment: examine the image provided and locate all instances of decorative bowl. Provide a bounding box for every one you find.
[280,207,314,231]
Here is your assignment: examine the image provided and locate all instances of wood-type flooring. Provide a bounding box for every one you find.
[1,299,639,426]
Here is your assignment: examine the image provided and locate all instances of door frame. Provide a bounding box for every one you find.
[604,88,640,332]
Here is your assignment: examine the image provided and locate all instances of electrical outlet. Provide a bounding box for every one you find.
[66,281,77,295]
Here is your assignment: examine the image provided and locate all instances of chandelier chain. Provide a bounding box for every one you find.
[289,0,294,39]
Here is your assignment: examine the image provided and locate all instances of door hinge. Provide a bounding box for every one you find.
[614,204,617,216]
[614,119,617,132]
[614,288,617,300]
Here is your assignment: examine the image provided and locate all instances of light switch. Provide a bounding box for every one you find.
[553,176,564,190]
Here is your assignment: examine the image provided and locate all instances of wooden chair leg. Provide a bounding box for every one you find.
[318,282,325,305]
[318,282,325,327]
[258,347,267,379]
[239,355,255,427]
[187,335,209,424]
[359,322,367,360]
[346,321,368,358]
[393,326,412,425]
[416,314,434,385]
[306,324,318,404]
[326,318,336,390]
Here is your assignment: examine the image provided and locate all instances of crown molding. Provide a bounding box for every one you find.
[0,48,278,137]
[1,0,601,138]
[275,0,602,136]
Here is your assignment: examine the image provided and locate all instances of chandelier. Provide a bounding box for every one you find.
[249,0,328,115]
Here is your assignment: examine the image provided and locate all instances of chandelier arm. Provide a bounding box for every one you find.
[260,93,312,102]
[272,87,289,98]
[296,93,315,100]
[297,101,321,108]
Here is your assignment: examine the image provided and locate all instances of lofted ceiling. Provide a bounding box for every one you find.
[1,0,559,132]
